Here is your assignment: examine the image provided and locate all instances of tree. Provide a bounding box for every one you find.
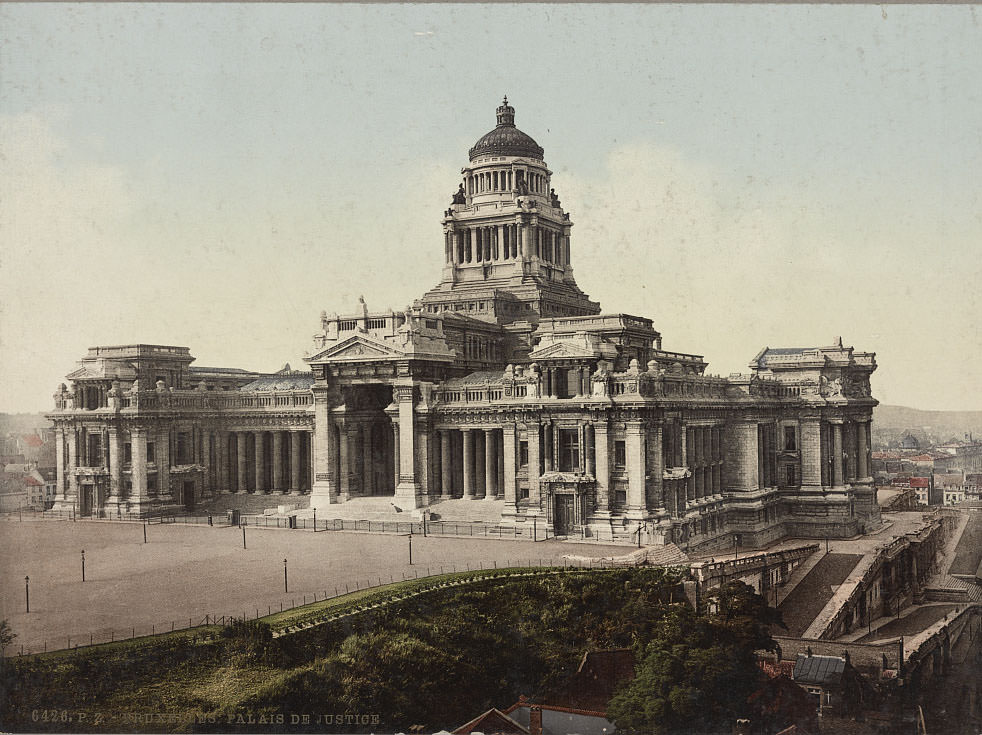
[0,620,15,658]
[607,582,782,735]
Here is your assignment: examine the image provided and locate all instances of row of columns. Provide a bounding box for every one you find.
[800,418,872,488]
[465,169,548,196]
[686,425,724,501]
[427,420,651,518]
[446,225,568,266]
[435,428,506,501]
[228,430,311,495]
[541,365,592,399]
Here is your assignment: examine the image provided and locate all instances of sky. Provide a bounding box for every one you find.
[1,4,980,413]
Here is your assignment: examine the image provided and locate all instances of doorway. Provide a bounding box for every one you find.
[80,484,94,516]
[554,494,575,535]
[182,481,195,511]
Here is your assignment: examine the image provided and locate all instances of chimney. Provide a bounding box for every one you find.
[528,705,542,735]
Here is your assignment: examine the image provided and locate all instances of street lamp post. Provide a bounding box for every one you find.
[408,534,413,565]
[734,534,740,560]
[283,558,288,593]
[312,508,316,532]
[242,525,247,550]
[25,576,29,613]
[81,550,85,582]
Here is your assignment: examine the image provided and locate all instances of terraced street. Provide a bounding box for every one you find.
[776,553,864,637]
[949,511,982,576]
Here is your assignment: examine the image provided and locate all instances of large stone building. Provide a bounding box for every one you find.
[47,99,881,549]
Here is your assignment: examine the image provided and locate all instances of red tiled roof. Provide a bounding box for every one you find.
[25,476,43,486]
[910,477,930,488]
[22,434,44,448]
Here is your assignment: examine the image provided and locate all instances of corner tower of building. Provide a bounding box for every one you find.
[420,97,600,335]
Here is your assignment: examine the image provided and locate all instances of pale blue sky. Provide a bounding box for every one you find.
[1,4,980,412]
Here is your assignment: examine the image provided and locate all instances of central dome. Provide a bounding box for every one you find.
[468,97,544,161]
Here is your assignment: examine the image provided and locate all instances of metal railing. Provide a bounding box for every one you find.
[10,556,639,657]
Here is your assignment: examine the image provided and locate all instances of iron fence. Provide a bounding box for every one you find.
[10,555,633,658]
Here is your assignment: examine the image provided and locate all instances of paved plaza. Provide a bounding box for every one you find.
[0,519,625,653]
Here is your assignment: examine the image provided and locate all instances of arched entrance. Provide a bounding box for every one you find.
[341,384,397,497]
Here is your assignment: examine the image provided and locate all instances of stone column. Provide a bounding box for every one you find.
[648,420,665,510]
[310,380,338,502]
[594,422,610,512]
[503,425,517,508]
[271,431,284,493]
[215,432,227,493]
[724,421,759,492]
[528,423,542,510]
[832,421,844,487]
[108,428,123,505]
[858,421,871,481]
[158,428,172,501]
[394,384,422,505]
[362,423,374,496]
[338,424,351,499]
[202,431,213,495]
[289,430,302,495]
[236,433,248,494]
[844,422,857,482]
[392,422,400,492]
[253,431,266,493]
[800,418,822,488]
[53,427,68,509]
[484,428,496,498]
[626,421,647,516]
[440,429,452,497]
[474,430,486,498]
[131,427,148,507]
[462,428,475,499]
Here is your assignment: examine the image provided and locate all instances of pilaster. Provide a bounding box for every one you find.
[625,420,647,518]
[394,383,423,507]
[593,421,610,513]
[310,384,340,506]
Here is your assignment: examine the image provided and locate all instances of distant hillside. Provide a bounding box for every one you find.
[873,405,982,445]
[0,413,51,434]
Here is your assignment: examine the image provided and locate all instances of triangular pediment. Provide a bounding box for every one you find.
[528,340,598,360]
[66,366,103,380]
[308,335,404,363]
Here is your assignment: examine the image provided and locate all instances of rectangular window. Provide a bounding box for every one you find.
[558,428,580,472]
[147,475,157,491]
[786,465,797,487]
[87,433,102,467]
[784,426,797,451]
[124,442,132,463]
[614,440,627,469]
[176,432,191,465]
[520,487,530,500]
[146,442,155,463]
[519,441,529,467]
